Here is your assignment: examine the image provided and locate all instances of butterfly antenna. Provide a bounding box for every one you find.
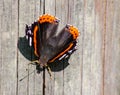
[19,69,35,81]
[19,60,40,81]
[20,61,52,81]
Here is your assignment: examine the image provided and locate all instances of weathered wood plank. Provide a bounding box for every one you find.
[104,0,120,95]
[82,0,105,95]
[18,0,31,94]
[0,0,2,93]
[63,0,83,95]
[104,0,114,94]
[0,0,18,95]
[52,0,64,95]
[82,0,96,95]
[34,1,45,95]
[0,0,3,94]
[44,0,56,95]
[0,0,120,95]
[18,0,43,95]
[45,0,83,95]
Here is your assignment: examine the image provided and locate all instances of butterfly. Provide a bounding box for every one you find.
[25,14,79,77]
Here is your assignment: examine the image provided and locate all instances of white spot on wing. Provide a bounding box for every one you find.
[59,54,66,60]
[29,37,32,46]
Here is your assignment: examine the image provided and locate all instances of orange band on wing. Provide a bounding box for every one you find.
[39,14,57,24]
[49,43,74,63]
[33,26,39,57]
[69,26,79,39]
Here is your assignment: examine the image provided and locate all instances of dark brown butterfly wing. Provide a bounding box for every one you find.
[25,14,79,66]
[47,26,75,62]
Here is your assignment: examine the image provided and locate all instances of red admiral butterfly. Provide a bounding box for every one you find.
[25,14,79,78]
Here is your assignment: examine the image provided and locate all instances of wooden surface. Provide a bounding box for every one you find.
[0,0,120,95]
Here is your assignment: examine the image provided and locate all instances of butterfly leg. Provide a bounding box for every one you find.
[45,64,52,79]
[28,60,40,65]
[28,61,52,79]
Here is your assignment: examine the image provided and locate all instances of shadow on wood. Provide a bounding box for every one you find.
[18,36,70,73]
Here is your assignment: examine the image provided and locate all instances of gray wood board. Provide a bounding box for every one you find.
[0,0,120,95]
[0,0,18,95]
[18,0,43,95]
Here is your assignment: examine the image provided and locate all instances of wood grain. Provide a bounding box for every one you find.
[81,0,106,95]
[63,0,82,95]
[0,0,18,95]
[44,0,56,95]
[0,0,120,95]
[18,0,43,95]
[104,0,120,95]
